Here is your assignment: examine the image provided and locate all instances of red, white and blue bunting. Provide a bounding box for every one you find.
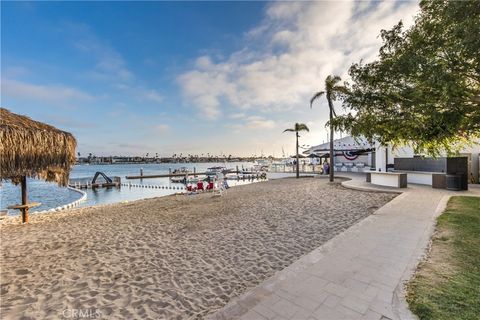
[343,151,359,160]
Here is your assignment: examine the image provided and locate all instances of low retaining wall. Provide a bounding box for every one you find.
[33,187,87,214]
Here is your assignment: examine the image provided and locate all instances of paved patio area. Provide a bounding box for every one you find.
[209,175,480,320]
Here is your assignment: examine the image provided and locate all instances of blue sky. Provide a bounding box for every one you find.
[1,1,419,157]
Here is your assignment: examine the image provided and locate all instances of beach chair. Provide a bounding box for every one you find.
[212,181,225,197]
[197,181,204,191]
[206,182,214,191]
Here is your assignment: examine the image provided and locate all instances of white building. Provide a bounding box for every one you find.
[307,136,480,183]
[306,136,375,172]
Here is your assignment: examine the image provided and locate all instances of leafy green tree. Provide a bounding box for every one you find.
[332,0,480,156]
[283,123,310,178]
[310,75,346,182]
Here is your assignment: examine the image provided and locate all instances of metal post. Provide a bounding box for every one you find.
[296,132,300,178]
[21,176,28,223]
[329,106,334,182]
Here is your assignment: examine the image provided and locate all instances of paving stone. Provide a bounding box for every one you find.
[360,309,383,320]
[271,299,302,319]
[253,304,277,320]
[323,282,348,297]
[340,295,370,314]
[368,299,395,320]
[336,304,363,317]
[292,296,320,312]
[312,305,345,320]
[290,308,313,320]
[275,289,298,302]
[322,294,341,308]
[343,278,369,293]
[242,309,268,320]
[352,271,373,284]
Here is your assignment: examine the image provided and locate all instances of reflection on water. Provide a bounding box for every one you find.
[0,180,81,215]
[1,162,256,215]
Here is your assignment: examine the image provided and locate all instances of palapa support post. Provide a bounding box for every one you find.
[21,176,28,223]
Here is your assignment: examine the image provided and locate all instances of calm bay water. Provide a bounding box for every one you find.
[0,162,254,216]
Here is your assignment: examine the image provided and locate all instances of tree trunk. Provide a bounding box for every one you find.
[328,96,334,182]
[296,132,300,178]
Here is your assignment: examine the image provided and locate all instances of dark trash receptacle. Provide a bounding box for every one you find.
[446,174,462,191]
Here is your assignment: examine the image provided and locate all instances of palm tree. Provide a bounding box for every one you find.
[310,75,346,182]
[283,123,310,178]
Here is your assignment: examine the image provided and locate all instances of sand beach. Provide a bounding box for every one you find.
[0,177,396,319]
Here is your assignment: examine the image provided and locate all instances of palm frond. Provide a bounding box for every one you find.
[310,91,325,108]
[295,123,310,132]
[283,128,295,133]
[325,75,342,92]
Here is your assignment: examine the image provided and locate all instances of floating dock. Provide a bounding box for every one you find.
[69,172,121,189]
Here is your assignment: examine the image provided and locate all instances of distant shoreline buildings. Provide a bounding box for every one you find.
[75,155,277,165]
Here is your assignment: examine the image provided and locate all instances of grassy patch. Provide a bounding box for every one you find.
[406,196,480,320]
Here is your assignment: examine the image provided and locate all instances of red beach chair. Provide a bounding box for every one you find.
[206,182,214,190]
[197,181,204,191]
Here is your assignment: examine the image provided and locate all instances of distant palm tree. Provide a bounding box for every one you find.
[310,75,346,182]
[283,123,310,178]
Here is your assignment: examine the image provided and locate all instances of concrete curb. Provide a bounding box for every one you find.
[33,187,87,214]
[341,179,404,194]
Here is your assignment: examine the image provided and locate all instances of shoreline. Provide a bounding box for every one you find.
[0,178,266,225]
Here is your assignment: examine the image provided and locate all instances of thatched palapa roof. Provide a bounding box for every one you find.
[0,108,77,186]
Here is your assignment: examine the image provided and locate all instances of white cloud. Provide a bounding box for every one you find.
[229,112,246,119]
[1,78,93,107]
[153,124,170,133]
[141,89,164,103]
[72,28,133,82]
[229,115,276,132]
[178,1,419,120]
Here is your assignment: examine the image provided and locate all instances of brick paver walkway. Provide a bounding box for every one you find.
[210,176,480,320]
